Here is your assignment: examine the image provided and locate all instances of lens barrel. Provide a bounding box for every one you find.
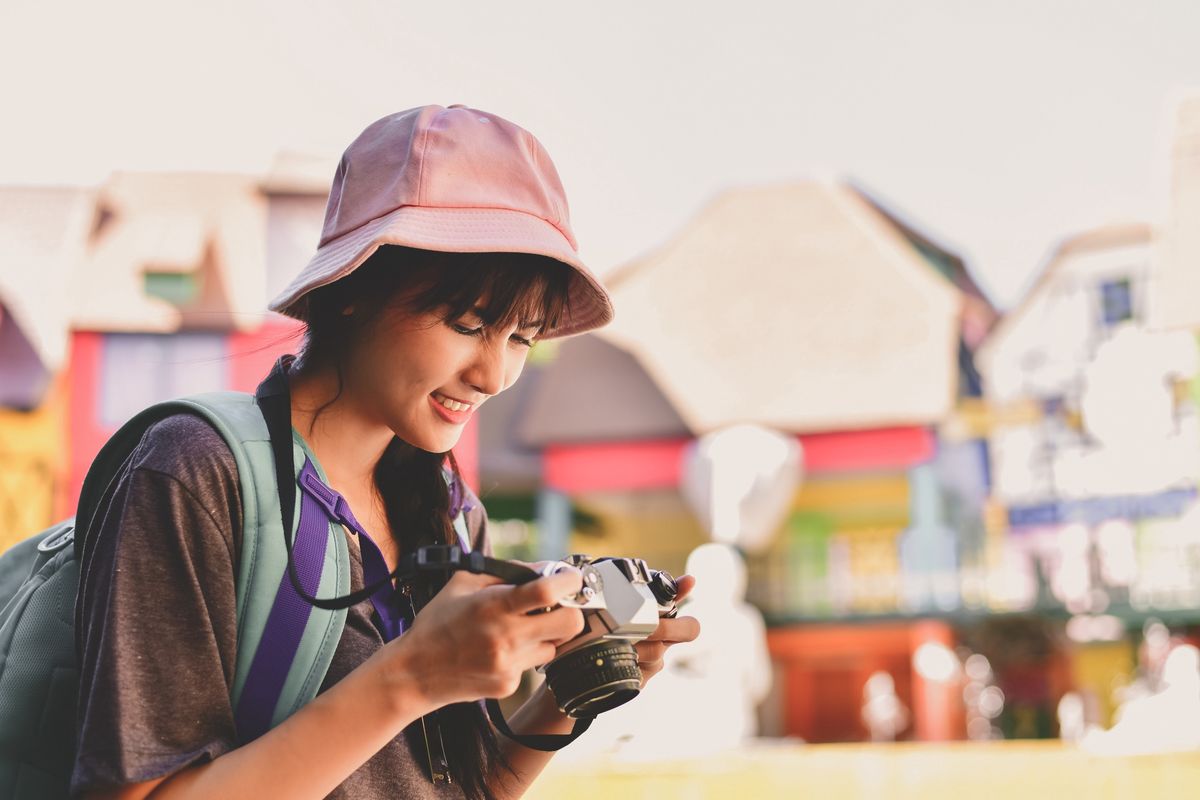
[544,640,643,718]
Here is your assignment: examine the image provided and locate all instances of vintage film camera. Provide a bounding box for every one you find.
[536,555,680,718]
[403,547,680,720]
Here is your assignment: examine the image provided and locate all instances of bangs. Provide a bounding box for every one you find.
[394,247,571,337]
[299,245,574,371]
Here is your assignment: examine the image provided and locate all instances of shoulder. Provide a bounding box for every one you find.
[118,412,243,546]
[128,412,238,487]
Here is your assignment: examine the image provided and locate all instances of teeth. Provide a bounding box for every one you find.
[436,394,469,412]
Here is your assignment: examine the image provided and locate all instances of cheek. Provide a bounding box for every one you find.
[503,351,529,390]
[346,332,432,404]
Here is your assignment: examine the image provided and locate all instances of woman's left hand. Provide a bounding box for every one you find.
[635,574,700,686]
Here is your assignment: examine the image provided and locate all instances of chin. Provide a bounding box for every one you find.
[408,429,463,454]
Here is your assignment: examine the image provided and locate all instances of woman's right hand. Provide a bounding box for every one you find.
[373,569,585,713]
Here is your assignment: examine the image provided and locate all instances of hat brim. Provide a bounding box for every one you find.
[268,205,614,339]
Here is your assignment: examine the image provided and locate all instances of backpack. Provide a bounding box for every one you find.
[0,387,472,799]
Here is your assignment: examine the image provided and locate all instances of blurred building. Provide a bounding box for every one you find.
[0,186,94,542]
[1149,92,1200,333]
[487,180,997,743]
[971,218,1200,736]
[62,170,307,508]
[976,224,1200,613]
[0,153,497,548]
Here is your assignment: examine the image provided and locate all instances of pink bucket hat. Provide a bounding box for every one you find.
[268,104,613,339]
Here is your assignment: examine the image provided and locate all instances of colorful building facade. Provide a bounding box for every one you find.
[495,181,996,743]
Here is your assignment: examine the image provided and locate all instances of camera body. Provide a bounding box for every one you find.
[401,546,679,721]
[537,555,680,718]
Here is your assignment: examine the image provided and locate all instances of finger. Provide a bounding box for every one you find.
[513,559,577,573]
[644,615,701,644]
[503,641,559,680]
[638,659,664,685]
[527,641,558,672]
[672,574,697,603]
[522,606,585,646]
[504,569,583,613]
[440,570,505,596]
[635,640,668,664]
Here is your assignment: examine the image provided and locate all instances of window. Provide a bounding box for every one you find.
[99,333,226,426]
[1099,279,1133,327]
[144,271,201,305]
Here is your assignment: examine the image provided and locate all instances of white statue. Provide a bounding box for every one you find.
[862,671,909,742]
[560,543,772,760]
[1083,643,1200,755]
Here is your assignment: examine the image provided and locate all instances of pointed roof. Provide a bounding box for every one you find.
[516,335,691,446]
[976,222,1153,402]
[260,151,338,196]
[0,299,51,408]
[596,181,962,434]
[0,185,96,372]
[853,183,998,351]
[71,171,268,333]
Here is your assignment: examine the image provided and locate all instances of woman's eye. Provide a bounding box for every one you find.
[452,323,484,336]
[453,322,534,348]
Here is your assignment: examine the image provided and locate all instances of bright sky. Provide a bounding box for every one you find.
[2,0,1198,308]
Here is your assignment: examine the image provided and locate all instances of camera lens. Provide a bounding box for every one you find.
[544,640,642,718]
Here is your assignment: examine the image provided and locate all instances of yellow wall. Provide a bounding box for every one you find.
[1069,640,1136,727]
[791,473,910,528]
[0,377,66,552]
[571,488,709,577]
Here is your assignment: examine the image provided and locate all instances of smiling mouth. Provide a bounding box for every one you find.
[432,391,475,412]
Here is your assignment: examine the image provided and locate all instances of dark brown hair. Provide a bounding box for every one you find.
[295,245,570,800]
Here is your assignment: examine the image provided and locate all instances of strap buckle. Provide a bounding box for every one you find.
[414,544,462,570]
[413,545,488,575]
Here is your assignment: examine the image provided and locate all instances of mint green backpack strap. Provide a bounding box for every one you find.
[161,393,351,734]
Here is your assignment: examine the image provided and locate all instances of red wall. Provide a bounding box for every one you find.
[225,319,304,393]
[544,426,938,494]
[64,331,107,515]
[768,620,963,743]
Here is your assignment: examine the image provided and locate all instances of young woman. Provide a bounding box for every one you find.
[74,106,700,800]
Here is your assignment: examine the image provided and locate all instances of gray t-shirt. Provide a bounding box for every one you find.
[72,414,490,798]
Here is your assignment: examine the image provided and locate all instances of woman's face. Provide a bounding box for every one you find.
[341,295,542,453]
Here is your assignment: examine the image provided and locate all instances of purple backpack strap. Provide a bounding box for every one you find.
[234,459,337,741]
[298,466,410,642]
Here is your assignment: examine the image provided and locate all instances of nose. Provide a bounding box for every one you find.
[465,338,509,398]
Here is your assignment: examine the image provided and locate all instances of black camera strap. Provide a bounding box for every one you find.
[256,357,593,751]
[485,699,594,751]
[256,357,541,607]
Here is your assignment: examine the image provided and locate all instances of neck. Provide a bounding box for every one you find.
[287,362,394,493]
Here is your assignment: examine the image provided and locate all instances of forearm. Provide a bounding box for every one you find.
[89,647,435,800]
[490,683,574,800]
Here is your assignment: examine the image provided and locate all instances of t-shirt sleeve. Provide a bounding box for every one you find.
[72,414,243,795]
